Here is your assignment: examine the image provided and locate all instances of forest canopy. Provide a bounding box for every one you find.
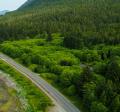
[0,0,119,49]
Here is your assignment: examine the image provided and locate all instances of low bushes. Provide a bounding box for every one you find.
[1,38,120,112]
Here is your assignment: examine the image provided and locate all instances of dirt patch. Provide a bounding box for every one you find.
[0,73,24,112]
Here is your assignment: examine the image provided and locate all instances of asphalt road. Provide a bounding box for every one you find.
[0,53,81,112]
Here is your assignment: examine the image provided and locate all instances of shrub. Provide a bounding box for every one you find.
[28,64,37,71]
[34,65,48,73]
[66,85,77,96]
[41,73,58,81]
[36,39,45,46]
[73,50,100,62]
[83,82,96,108]
[90,101,108,112]
[60,69,79,87]
[21,54,32,66]
[60,59,74,66]
[50,65,63,75]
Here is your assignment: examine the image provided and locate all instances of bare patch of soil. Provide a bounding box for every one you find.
[0,73,24,112]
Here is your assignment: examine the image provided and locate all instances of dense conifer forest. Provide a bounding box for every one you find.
[0,0,120,112]
[0,0,119,46]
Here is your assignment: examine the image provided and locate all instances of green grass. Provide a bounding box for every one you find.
[0,60,52,112]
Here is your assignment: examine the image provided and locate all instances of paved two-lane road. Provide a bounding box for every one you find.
[0,53,81,112]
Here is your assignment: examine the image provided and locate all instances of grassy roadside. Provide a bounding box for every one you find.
[0,59,52,112]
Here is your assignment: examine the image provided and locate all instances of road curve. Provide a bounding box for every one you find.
[0,53,81,112]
